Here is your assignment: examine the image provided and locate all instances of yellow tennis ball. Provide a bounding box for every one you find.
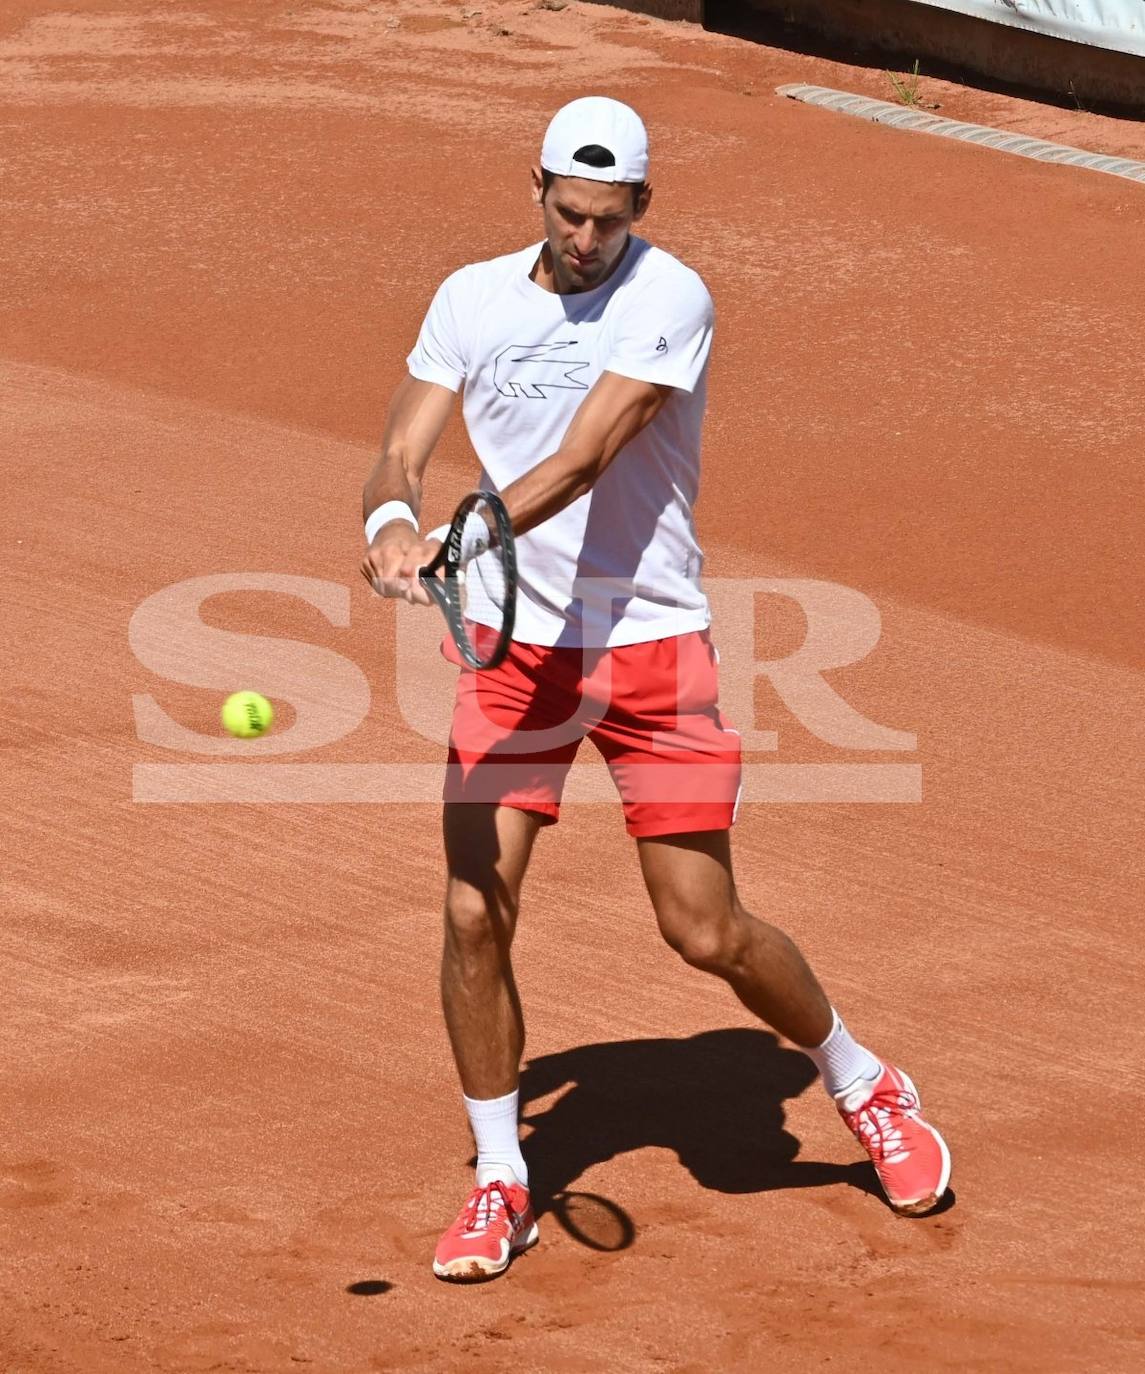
[221,691,274,738]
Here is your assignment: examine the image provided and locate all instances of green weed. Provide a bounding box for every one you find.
[886,60,924,107]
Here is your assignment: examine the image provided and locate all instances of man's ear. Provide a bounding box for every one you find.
[530,164,545,207]
[634,183,653,222]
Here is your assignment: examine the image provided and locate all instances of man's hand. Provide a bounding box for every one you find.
[360,523,442,605]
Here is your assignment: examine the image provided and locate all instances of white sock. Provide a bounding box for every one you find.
[803,1009,882,1099]
[463,1089,528,1188]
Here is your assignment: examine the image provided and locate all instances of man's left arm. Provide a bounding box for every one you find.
[499,370,672,537]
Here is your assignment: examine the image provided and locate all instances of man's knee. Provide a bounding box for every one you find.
[444,879,518,958]
[657,902,748,974]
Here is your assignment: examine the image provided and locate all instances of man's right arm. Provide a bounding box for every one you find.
[360,374,456,600]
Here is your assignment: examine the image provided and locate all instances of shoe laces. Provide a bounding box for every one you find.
[845,1083,919,1163]
[459,1180,519,1236]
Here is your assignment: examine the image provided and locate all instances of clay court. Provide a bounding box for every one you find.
[3,1,1144,1369]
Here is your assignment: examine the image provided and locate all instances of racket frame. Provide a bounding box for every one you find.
[419,490,516,670]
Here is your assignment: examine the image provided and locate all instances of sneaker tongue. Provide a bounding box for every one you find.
[838,1078,879,1113]
[475,1164,523,1190]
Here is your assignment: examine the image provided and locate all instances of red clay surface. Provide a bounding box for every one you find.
[3,2,1144,1370]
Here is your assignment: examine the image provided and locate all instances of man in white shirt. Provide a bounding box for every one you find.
[361,97,950,1282]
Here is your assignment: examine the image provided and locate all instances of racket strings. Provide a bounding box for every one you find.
[458,496,510,665]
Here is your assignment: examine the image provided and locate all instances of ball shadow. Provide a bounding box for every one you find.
[345,1279,394,1296]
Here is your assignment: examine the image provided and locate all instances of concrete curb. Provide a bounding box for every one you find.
[777,83,1145,186]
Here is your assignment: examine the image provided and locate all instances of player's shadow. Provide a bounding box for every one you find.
[517,1027,879,1231]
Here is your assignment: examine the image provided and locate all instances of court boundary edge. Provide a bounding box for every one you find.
[777,83,1145,185]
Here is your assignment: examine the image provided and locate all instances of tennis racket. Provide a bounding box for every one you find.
[420,490,517,670]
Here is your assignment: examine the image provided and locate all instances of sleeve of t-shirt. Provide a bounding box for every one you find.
[604,268,714,394]
[406,267,472,392]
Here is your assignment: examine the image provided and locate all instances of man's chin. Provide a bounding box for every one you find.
[565,258,604,286]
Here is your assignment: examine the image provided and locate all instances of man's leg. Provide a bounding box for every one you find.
[637,829,951,1215]
[442,800,543,1141]
[434,802,544,1281]
[638,829,833,1047]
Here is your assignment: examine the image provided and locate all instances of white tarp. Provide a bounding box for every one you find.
[907,0,1145,56]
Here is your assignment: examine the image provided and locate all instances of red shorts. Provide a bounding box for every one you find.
[443,628,742,837]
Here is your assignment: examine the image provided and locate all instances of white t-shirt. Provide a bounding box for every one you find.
[407,235,713,647]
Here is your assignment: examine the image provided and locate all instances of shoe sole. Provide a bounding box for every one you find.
[432,1222,540,1283]
[886,1070,952,1216]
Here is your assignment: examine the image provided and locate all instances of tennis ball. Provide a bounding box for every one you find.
[221,690,274,738]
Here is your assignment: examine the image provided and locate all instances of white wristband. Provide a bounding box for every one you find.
[364,500,417,545]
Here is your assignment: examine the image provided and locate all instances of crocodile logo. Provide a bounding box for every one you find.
[493,341,590,399]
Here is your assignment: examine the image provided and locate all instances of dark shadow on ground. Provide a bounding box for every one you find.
[703,0,1145,120]
[517,1028,879,1221]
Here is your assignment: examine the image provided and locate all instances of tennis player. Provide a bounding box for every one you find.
[360,97,951,1282]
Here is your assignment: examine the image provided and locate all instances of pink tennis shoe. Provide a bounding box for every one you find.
[432,1065,947,1283]
[837,1063,951,1215]
[433,1178,539,1282]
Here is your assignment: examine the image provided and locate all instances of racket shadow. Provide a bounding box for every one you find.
[516,1028,880,1244]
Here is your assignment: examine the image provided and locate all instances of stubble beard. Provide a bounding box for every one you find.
[557,245,618,294]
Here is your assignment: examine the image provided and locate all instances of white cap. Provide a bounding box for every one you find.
[540,96,649,184]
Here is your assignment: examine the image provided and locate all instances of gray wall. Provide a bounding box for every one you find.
[590,0,1145,110]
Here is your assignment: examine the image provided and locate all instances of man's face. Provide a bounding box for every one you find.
[532,169,650,292]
